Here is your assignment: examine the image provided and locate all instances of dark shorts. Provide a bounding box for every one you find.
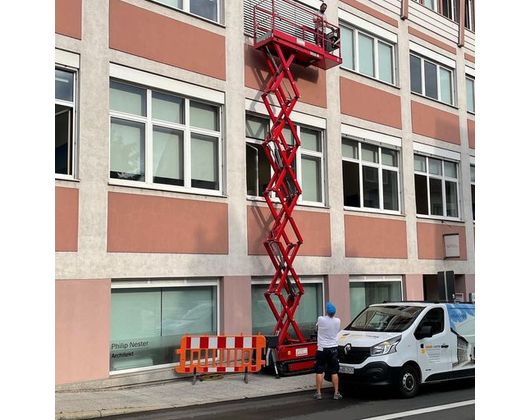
[314,347,339,374]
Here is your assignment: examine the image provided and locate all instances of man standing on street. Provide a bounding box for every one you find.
[314,301,342,400]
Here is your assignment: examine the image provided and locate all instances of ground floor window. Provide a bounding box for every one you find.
[110,281,217,372]
[349,276,403,320]
[251,278,323,339]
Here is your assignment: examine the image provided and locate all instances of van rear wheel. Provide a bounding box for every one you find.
[396,366,419,398]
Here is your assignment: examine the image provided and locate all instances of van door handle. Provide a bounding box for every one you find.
[441,344,449,348]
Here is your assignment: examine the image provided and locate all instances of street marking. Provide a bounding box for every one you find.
[358,400,475,420]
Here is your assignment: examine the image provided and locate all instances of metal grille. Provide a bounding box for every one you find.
[338,346,371,365]
[246,0,317,42]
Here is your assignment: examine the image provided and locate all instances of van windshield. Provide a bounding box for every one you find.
[345,305,425,332]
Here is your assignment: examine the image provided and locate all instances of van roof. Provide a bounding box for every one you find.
[372,301,475,307]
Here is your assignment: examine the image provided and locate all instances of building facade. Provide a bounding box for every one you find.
[55,0,475,387]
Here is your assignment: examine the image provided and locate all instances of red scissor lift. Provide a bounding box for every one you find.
[253,0,342,376]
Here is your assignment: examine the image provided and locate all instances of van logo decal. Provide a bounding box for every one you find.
[344,343,352,355]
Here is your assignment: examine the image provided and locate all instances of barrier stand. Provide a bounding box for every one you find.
[175,334,266,384]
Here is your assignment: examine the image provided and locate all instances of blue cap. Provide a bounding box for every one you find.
[326,302,336,316]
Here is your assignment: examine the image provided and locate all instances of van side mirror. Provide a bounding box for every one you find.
[415,324,433,340]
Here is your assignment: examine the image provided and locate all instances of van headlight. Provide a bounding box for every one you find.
[371,336,401,356]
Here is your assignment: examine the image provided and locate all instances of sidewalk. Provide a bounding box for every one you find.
[55,372,332,419]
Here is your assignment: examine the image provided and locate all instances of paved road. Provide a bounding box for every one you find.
[105,378,475,420]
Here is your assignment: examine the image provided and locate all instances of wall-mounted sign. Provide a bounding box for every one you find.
[443,233,460,258]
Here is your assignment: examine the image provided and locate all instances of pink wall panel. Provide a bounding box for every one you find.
[344,215,408,258]
[55,186,79,252]
[340,0,399,27]
[55,0,82,39]
[417,222,467,260]
[468,119,475,149]
[109,0,226,80]
[55,279,111,385]
[325,275,351,325]
[108,192,228,254]
[403,274,424,300]
[408,27,457,54]
[247,206,331,256]
[245,45,327,108]
[464,274,475,296]
[411,101,460,144]
[340,78,402,129]
[221,276,252,335]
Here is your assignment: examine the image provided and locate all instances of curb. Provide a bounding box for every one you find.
[55,406,174,420]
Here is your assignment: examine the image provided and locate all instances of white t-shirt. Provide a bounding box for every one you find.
[314,10,327,30]
[316,315,341,351]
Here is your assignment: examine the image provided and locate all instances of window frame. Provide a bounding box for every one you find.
[440,0,457,21]
[298,126,325,205]
[109,79,224,196]
[244,113,326,207]
[414,153,461,220]
[245,113,272,198]
[464,0,475,32]
[342,137,402,215]
[109,278,220,374]
[339,22,397,86]
[416,307,445,336]
[251,276,325,336]
[152,0,223,24]
[410,52,455,106]
[349,275,404,320]
[465,75,475,114]
[411,0,458,22]
[55,65,78,180]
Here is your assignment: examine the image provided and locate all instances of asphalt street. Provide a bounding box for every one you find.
[103,378,475,420]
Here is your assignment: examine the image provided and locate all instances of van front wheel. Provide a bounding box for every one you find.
[396,366,419,398]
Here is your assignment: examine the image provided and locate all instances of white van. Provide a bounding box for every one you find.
[335,302,475,398]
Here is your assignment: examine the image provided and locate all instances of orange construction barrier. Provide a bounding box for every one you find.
[175,334,266,384]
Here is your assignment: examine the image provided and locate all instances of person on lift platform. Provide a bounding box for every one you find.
[313,2,339,53]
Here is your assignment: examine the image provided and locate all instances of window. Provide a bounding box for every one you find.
[110,80,222,192]
[410,53,454,105]
[423,0,436,12]
[466,76,475,113]
[470,164,475,221]
[342,138,401,212]
[246,115,271,197]
[346,305,423,332]
[340,24,396,85]
[464,0,475,31]
[414,154,460,218]
[55,67,76,176]
[416,307,444,336]
[412,0,457,21]
[110,283,217,371]
[251,279,323,339]
[154,0,220,23]
[349,277,403,320]
[245,114,325,205]
[441,0,457,20]
[299,127,324,203]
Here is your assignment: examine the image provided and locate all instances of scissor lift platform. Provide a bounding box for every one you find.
[253,0,342,70]
[255,29,342,70]
[253,0,342,376]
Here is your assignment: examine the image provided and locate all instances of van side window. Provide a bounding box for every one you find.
[417,308,444,336]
